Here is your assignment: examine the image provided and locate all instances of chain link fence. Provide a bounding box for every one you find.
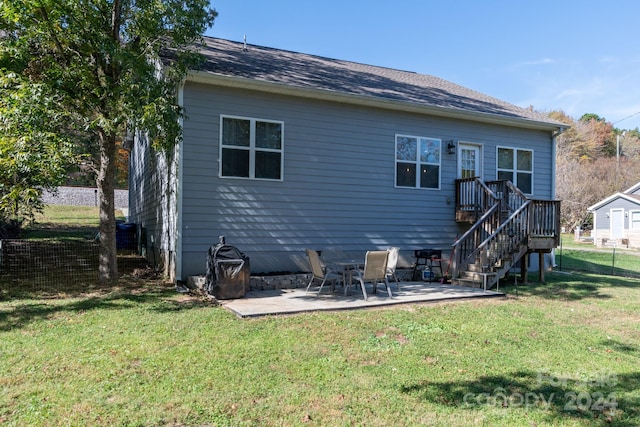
[555,243,640,278]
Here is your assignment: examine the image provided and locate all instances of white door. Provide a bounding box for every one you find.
[610,209,624,239]
[458,143,481,179]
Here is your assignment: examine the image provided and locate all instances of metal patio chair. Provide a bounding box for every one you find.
[386,247,400,291]
[305,249,339,296]
[350,250,392,301]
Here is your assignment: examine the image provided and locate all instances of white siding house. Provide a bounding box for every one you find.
[588,182,640,248]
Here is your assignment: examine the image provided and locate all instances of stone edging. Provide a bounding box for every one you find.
[187,269,416,292]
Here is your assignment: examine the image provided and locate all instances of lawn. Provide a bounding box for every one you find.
[0,213,639,426]
[24,205,127,239]
[1,272,639,426]
[556,234,640,277]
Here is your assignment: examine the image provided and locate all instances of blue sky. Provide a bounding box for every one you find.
[206,1,640,130]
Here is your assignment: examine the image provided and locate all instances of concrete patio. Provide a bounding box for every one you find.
[221,281,505,318]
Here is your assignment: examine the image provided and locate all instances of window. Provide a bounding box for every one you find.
[220,115,283,180]
[395,135,441,189]
[630,211,640,230]
[497,147,533,194]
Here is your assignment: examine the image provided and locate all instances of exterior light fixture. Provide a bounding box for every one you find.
[447,140,456,154]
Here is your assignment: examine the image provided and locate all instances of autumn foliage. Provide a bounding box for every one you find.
[551,111,640,230]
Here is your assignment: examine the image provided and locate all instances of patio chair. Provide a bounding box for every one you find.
[305,249,339,296]
[350,250,392,301]
[386,247,400,291]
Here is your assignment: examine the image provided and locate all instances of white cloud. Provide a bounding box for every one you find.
[519,58,555,66]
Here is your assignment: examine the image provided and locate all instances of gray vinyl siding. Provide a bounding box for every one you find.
[593,198,640,231]
[176,81,555,276]
[128,135,156,228]
[128,132,178,276]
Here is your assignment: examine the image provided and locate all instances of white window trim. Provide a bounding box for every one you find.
[629,210,640,230]
[610,208,624,239]
[219,114,284,181]
[496,146,534,195]
[457,141,483,180]
[394,134,442,190]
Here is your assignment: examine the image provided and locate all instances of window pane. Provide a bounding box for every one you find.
[396,162,416,187]
[420,165,439,189]
[420,138,440,163]
[631,212,640,229]
[497,170,513,181]
[517,172,532,194]
[221,148,249,177]
[256,121,282,149]
[498,148,513,169]
[396,136,417,161]
[222,118,250,147]
[517,150,532,171]
[255,151,281,179]
[461,148,477,178]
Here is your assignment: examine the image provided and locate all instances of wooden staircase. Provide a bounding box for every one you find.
[452,178,561,289]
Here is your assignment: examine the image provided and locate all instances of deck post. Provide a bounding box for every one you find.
[538,252,545,282]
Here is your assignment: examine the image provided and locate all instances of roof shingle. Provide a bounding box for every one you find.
[194,37,562,128]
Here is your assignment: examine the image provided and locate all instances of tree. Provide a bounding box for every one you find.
[0,1,217,281]
[0,73,76,237]
[556,113,616,161]
[552,110,640,230]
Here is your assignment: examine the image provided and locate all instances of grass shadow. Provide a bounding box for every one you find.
[0,282,217,332]
[601,338,638,354]
[23,224,99,240]
[400,370,640,425]
[555,249,640,279]
[499,271,637,301]
[0,248,151,299]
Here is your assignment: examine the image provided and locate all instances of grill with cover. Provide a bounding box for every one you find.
[205,237,250,299]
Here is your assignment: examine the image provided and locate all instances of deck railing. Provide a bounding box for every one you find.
[451,202,501,275]
[455,177,497,221]
[529,199,561,240]
[452,178,561,280]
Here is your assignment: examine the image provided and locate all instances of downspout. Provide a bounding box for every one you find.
[175,80,185,281]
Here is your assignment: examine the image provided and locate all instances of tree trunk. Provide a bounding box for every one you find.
[97,130,118,282]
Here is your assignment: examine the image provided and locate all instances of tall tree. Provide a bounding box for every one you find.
[551,110,640,230]
[0,73,76,236]
[0,1,216,281]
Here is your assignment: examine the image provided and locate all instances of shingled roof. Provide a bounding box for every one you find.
[191,37,563,130]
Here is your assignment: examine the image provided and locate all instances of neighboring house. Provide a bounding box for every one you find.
[587,182,640,248]
[128,37,564,284]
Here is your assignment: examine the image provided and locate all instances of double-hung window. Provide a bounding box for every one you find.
[220,115,283,180]
[497,147,533,194]
[630,211,640,230]
[395,135,441,189]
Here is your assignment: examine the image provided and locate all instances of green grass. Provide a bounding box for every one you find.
[24,205,126,239]
[1,273,639,426]
[1,214,639,425]
[556,234,640,277]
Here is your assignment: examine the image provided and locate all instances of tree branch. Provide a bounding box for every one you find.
[35,4,68,66]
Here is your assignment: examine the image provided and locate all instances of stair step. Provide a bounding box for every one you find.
[451,278,484,289]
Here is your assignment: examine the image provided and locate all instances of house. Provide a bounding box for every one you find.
[587,182,640,248]
[128,36,564,286]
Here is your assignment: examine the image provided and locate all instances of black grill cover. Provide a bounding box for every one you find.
[205,239,250,299]
[414,249,442,259]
